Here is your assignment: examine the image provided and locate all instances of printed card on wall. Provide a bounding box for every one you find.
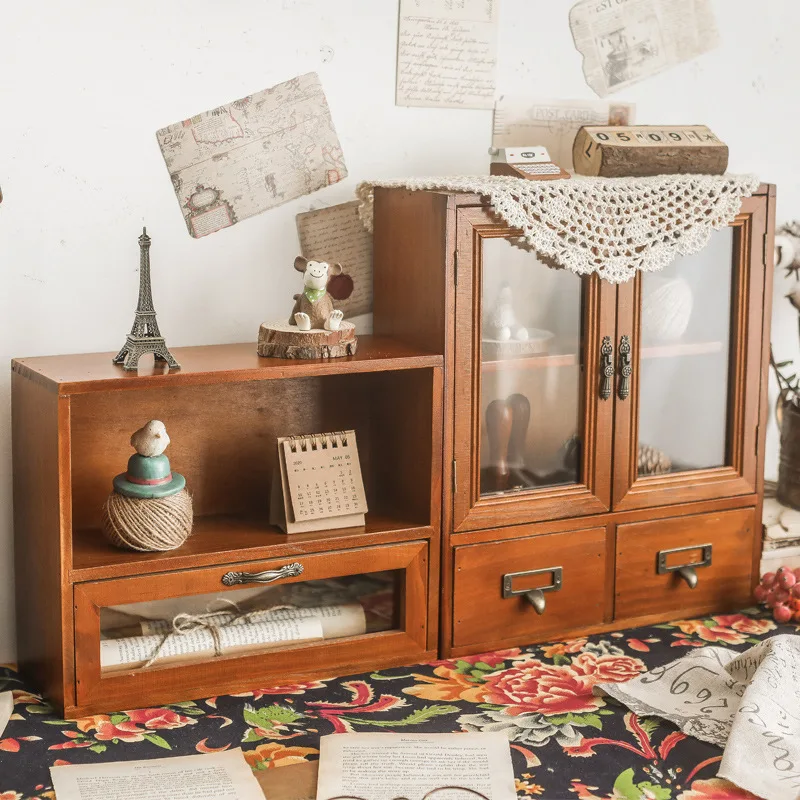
[396,0,499,110]
[569,0,719,97]
[492,97,635,171]
[156,73,347,238]
[296,201,373,319]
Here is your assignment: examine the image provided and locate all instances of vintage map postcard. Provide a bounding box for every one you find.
[157,73,347,238]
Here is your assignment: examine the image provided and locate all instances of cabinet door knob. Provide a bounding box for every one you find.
[618,335,632,400]
[221,562,304,587]
[600,336,614,400]
[502,567,562,615]
[523,589,547,615]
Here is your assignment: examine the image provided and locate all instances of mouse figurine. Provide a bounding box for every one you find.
[290,256,354,332]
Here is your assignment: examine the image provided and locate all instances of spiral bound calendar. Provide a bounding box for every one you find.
[270,430,368,534]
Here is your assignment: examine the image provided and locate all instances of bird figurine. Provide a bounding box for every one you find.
[487,284,529,342]
[130,420,170,458]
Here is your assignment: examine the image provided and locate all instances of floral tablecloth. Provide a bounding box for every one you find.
[1,609,795,799]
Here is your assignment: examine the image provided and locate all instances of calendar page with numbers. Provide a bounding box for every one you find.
[280,431,368,525]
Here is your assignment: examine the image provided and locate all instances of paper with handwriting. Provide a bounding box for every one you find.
[597,635,800,800]
[156,73,347,238]
[297,201,373,318]
[492,97,635,171]
[396,0,499,109]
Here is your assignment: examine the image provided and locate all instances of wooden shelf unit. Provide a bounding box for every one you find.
[13,332,444,716]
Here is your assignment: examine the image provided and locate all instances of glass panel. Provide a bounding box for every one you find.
[98,571,398,674]
[479,238,584,497]
[638,227,734,477]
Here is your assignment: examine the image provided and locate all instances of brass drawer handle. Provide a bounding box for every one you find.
[221,562,303,587]
[656,544,712,589]
[618,335,632,400]
[600,336,614,400]
[502,567,563,616]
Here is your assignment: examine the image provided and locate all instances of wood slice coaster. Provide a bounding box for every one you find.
[257,321,358,359]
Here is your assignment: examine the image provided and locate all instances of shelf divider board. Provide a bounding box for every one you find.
[13,336,443,394]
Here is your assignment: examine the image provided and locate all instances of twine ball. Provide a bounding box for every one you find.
[102,488,193,552]
[641,276,693,343]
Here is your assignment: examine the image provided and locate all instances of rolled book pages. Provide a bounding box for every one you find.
[100,603,367,673]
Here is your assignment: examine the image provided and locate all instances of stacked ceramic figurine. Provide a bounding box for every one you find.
[101,420,193,551]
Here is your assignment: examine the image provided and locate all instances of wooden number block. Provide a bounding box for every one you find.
[572,125,729,178]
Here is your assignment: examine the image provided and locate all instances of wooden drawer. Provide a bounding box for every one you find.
[73,540,429,716]
[452,527,608,650]
[615,508,756,620]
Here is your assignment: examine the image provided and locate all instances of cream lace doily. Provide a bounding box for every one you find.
[356,174,761,284]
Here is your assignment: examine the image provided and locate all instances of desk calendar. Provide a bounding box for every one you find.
[270,430,368,534]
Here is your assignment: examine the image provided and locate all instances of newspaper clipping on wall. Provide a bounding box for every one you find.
[492,97,635,171]
[569,0,720,97]
[156,73,347,238]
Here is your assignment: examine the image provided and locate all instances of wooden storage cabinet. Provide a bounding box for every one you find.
[13,339,444,717]
[452,527,608,651]
[372,184,775,657]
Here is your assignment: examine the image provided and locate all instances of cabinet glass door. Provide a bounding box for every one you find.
[453,207,615,532]
[612,195,769,510]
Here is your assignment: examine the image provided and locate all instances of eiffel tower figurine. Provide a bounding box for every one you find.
[113,228,180,371]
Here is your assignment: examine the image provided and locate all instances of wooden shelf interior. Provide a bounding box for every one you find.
[68,368,439,574]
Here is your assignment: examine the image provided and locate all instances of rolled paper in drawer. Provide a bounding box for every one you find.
[138,603,367,640]
[100,617,324,673]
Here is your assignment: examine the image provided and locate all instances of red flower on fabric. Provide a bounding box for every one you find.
[481,660,600,717]
[677,778,763,799]
[0,792,23,800]
[124,708,197,730]
[0,739,20,752]
[571,652,646,684]
[231,681,326,700]
[431,649,521,669]
[712,614,775,635]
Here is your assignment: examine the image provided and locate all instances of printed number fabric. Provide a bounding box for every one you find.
[0,609,792,799]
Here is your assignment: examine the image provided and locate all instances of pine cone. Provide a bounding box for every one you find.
[638,444,672,476]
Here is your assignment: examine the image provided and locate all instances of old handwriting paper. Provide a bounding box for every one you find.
[316,732,516,800]
[396,0,499,109]
[492,97,635,170]
[156,73,347,238]
[50,749,264,800]
[297,201,373,318]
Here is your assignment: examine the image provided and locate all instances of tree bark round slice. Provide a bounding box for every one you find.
[257,321,358,359]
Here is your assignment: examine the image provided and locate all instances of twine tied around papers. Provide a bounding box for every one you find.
[142,598,299,669]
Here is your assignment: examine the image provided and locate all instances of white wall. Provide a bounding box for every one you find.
[1,0,798,661]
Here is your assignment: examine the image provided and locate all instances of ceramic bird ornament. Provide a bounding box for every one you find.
[487,284,529,342]
[130,420,171,458]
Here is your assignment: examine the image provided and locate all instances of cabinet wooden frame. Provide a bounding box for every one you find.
[612,195,770,510]
[452,207,617,532]
[73,541,428,716]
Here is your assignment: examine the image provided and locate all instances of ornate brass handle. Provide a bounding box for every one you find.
[618,335,632,400]
[502,567,563,616]
[656,545,712,589]
[599,336,614,400]
[221,562,304,587]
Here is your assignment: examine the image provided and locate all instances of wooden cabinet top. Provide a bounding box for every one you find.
[12,336,443,394]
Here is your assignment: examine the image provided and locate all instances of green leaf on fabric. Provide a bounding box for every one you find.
[653,625,675,630]
[703,619,717,628]
[469,669,488,680]
[598,709,616,715]
[144,733,171,750]
[370,672,417,681]
[473,662,495,671]
[242,727,265,743]
[341,705,460,728]
[613,769,671,800]
[541,712,602,730]
[746,638,762,644]
[25,704,52,715]
[455,660,473,674]
[110,713,128,725]
[638,717,660,735]
[243,704,303,731]
[477,704,506,711]
[43,720,74,726]
[88,744,107,754]
[553,654,570,666]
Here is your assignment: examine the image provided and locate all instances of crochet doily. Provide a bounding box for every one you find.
[356,174,761,284]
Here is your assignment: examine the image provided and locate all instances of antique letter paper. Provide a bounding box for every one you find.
[569,0,720,97]
[157,73,347,238]
[316,732,517,800]
[597,635,800,800]
[296,201,373,318]
[0,692,11,738]
[492,97,635,170]
[50,749,264,800]
[396,0,499,109]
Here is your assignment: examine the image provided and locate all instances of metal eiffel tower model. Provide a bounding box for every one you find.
[113,228,180,371]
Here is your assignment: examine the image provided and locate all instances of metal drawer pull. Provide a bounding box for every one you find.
[618,335,632,400]
[502,567,563,616]
[221,562,303,587]
[599,336,614,400]
[656,545,712,589]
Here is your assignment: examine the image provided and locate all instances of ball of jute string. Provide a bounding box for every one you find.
[101,489,193,552]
